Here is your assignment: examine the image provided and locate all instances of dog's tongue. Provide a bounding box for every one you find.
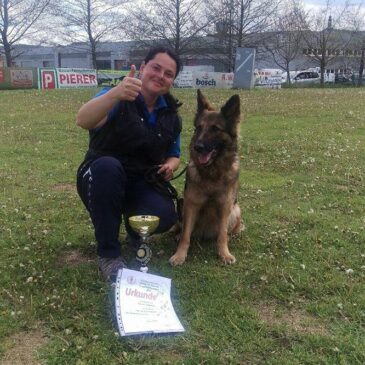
[198,151,213,165]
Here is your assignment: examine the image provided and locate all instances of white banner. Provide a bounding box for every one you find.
[174,71,234,89]
[193,72,234,89]
[254,69,282,88]
[57,68,97,88]
[173,71,193,88]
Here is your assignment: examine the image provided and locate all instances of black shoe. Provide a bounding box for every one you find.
[98,256,127,282]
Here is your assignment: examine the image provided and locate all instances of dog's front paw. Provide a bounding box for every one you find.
[220,253,236,265]
[169,252,187,266]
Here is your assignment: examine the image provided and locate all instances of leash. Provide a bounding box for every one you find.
[171,165,187,181]
[144,165,187,221]
[144,165,187,198]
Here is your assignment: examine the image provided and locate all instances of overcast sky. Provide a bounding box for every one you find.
[304,0,349,4]
[303,0,358,10]
[301,0,364,23]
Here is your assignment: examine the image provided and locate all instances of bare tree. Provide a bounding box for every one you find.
[124,0,216,58]
[358,40,364,86]
[263,1,307,86]
[301,0,353,86]
[53,0,128,69]
[0,0,53,66]
[345,2,365,86]
[209,0,280,71]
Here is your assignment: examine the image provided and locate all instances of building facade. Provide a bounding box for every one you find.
[1,30,364,76]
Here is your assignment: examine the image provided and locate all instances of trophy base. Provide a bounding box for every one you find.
[136,243,152,266]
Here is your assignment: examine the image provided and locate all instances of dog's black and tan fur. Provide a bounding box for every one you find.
[169,90,242,266]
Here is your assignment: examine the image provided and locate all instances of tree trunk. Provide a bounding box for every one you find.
[3,40,12,67]
[358,49,364,87]
[228,5,233,72]
[320,58,325,87]
[285,60,290,86]
[237,0,244,48]
[91,42,97,69]
[175,0,180,53]
[2,0,12,66]
[86,0,97,69]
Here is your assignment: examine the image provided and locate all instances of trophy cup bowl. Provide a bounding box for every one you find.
[128,215,160,272]
[128,215,160,241]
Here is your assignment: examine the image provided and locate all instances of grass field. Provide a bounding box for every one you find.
[0,87,364,365]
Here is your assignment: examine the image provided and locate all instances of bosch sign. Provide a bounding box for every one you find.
[195,78,217,86]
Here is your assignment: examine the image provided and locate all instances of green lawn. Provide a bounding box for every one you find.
[0,87,364,364]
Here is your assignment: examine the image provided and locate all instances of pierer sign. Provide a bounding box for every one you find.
[57,68,97,88]
[38,68,97,89]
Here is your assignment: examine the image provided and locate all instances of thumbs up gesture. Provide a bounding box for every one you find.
[128,64,137,78]
[112,64,142,102]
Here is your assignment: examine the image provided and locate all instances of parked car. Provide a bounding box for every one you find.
[292,71,320,85]
[334,74,352,84]
[281,71,298,84]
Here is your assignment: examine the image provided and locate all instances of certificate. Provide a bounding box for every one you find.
[115,268,185,336]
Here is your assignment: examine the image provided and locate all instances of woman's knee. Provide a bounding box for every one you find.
[156,210,178,233]
[89,157,126,201]
[137,199,178,233]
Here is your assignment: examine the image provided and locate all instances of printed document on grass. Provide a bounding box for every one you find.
[115,268,185,336]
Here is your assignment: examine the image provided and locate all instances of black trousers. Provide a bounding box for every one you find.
[76,156,177,258]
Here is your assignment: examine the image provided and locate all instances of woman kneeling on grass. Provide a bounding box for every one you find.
[76,46,182,282]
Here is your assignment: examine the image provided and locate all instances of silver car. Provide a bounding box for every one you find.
[292,71,320,85]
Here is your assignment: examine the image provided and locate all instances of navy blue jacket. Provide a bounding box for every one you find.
[83,93,182,171]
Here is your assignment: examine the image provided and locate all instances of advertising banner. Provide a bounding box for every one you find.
[10,69,34,88]
[57,68,97,88]
[39,69,58,89]
[0,68,38,89]
[174,71,234,89]
[255,69,282,89]
[38,68,97,89]
[193,72,234,89]
[173,71,193,88]
[97,70,129,86]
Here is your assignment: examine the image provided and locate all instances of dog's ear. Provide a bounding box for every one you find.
[221,94,240,124]
[221,94,241,136]
[197,89,215,114]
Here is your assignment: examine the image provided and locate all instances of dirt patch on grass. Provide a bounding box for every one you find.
[0,330,46,365]
[52,183,75,192]
[56,249,95,268]
[257,302,328,336]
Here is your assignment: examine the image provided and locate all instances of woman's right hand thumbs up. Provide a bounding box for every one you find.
[113,64,142,101]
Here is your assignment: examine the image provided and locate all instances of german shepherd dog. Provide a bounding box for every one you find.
[169,90,242,266]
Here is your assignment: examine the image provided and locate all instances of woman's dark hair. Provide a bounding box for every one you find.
[144,46,182,78]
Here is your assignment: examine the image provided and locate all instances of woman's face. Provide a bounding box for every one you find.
[140,52,177,97]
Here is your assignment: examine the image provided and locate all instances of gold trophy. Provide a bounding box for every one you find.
[128,215,160,273]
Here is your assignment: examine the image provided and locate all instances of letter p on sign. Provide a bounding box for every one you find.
[42,70,56,89]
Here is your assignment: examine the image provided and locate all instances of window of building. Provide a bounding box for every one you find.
[43,60,54,67]
[20,61,33,67]
[114,60,125,70]
[186,59,197,66]
[96,60,111,69]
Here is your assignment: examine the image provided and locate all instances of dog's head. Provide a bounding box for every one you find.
[190,89,241,167]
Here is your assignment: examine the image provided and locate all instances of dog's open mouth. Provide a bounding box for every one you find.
[197,149,217,166]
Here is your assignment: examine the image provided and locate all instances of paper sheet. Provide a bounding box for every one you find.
[115,268,185,336]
